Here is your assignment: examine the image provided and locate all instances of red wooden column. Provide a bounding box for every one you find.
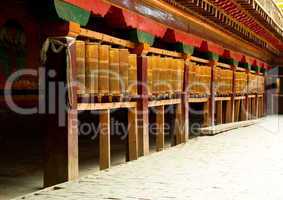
[244,67,250,121]
[181,56,190,142]
[44,38,79,187]
[156,106,165,151]
[206,60,217,127]
[231,64,236,122]
[135,44,150,156]
[99,110,111,170]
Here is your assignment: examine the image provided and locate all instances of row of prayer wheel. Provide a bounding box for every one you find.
[215,67,233,95]
[235,71,247,95]
[248,74,265,94]
[76,40,265,99]
[188,63,211,96]
[76,41,137,97]
[147,56,184,97]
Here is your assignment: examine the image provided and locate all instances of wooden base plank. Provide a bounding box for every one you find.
[198,119,260,136]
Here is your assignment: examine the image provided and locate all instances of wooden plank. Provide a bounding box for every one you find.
[191,56,209,64]
[156,106,165,151]
[215,96,232,101]
[248,95,256,98]
[148,99,181,107]
[148,47,182,58]
[99,110,111,170]
[217,62,231,69]
[188,97,209,103]
[236,67,246,72]
[234,96,246,100]
[77,102,136,111]
[128,107,138,161]
[80,28,135,48]
[199,119,260,135]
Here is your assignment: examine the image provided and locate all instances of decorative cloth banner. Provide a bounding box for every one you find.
[41,37,76,108]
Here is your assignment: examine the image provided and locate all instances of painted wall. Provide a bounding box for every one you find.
[0,1,41,89]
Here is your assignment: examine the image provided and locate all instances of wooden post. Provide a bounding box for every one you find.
[208,60,217,127]
[234,100,240,122]
[225,100,233,123]
[240,99,247,121]
[203,101,210,127]
[44,39,79,187]
[135,44,150,156]
[181,55,190,142]
[245,68,250,121]
[175,103,183,145]
[216,100,223,124]
[231,64,236,122]
[156,106,165,151]
[128,107,138,160]
[99,109,111,170]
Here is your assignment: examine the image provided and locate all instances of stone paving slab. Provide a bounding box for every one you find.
[15,116,283,200]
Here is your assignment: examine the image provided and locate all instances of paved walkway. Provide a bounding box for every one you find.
[16,116,283,200]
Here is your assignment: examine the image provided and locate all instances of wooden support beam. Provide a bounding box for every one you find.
[203,101,211,127]
[44,39,79,187]
[148,99,181,107]
[216,101,223,124]
[99,110,111,170]
[234,100,241,122]
[137,53,149,156]
[240,99,247,121]
[80,28,135,48]
[231,64,236,122]
[188,97,209,103]
[182,56,190,142]
[156,106,165,151]
[78,102,136,111]
[128,107,138,161]
[208,60,218,127]
[174,103,183,145]
[225,100,233,123]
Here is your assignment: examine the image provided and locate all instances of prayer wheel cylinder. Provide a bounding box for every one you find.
[76,40,86,94]
[85,42,99,94]
[98,45,110,95]
[109,48,120,96]
[119,49,129,95]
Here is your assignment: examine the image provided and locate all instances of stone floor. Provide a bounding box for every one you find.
[15,115,283,200]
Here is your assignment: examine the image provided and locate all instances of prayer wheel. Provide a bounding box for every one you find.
[85,42,99,94]
[75,40,86,94]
